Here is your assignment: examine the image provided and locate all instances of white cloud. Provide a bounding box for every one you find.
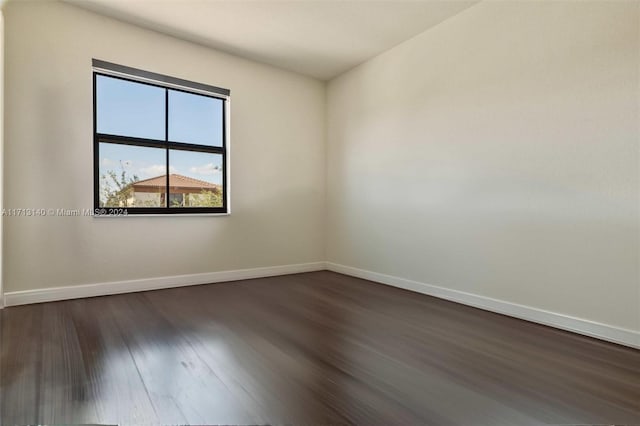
[140,164,166,177]
[189,163,221,176]
[139,164,177,178]
[101,157,117,168]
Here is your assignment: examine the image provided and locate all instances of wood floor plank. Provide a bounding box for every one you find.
[0,303,44,424]
[69,297,159,424]
[1,271,639,425]
[145,281,357,425]
[105,292,258,425]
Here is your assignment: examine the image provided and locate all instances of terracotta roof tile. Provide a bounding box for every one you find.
[132,174,218,189]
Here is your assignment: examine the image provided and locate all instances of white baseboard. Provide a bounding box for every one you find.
[4,260,638,349]
[326,262,640,349]
[3,262,326,307]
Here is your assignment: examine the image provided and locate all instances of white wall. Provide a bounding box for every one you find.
[0,6,4,307]
[3,1,326,293]
[327,1,640,333]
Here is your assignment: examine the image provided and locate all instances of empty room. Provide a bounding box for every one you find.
[0,0,639,424]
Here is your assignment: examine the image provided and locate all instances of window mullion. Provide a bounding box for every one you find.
[166,141,224,154]
[96,134,167,149]
[165,89,170,209]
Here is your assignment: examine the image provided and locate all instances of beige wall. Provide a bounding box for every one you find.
[327,1,640,332]
[0,7,4,306]
[3,1,326,292]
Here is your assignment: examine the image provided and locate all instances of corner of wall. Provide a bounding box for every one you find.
[322,78,330,263]
[0,7,5,309]
[636,0,640,339]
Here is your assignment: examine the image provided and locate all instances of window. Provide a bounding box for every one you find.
[93,59,229,215]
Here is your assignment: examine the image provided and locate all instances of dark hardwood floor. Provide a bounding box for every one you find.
[1,271,639,425]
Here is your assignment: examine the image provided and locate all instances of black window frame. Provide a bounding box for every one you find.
[92,60,230,215]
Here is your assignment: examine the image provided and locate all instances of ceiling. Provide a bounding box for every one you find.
[65,0,477,80]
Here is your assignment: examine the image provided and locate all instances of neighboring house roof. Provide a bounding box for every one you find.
[132,174,219,193]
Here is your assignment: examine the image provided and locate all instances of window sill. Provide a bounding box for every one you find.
[93,212,231,218]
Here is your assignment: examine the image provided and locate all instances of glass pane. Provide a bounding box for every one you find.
[169,150,223,208]
[99,143,167,208]
[96,75,165,140]
[168,90,223,146]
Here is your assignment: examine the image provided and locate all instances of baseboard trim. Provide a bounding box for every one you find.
[326,262,640,349]
[4,261,638,349]
[4,262,326,307]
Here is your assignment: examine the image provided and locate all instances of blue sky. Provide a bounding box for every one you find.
[97,75,224,188]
